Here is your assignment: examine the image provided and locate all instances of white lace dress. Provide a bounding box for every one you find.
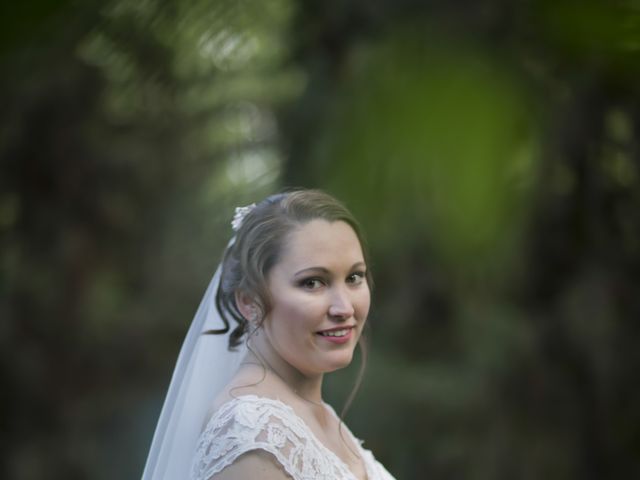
[190,395,396,480]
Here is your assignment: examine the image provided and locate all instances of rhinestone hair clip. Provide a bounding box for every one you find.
[231,203,256,232]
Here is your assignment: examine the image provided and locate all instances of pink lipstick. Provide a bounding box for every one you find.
[316,326,354,344]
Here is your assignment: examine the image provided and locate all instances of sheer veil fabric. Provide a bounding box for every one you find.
[142,264,247,480]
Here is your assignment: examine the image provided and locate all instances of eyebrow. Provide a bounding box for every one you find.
[293,262,366,277]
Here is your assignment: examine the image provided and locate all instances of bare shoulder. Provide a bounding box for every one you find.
[208,449,292,480]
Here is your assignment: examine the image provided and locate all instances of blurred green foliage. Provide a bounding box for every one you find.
[2,0,640,479]
[320,30,539,273]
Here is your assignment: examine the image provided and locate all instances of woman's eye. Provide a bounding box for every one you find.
[347,272,366,284]
[301,278,324,290]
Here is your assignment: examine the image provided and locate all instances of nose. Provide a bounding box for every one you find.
[328,286,355,320]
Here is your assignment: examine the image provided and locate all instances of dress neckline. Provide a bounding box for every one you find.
[211,394,371,480]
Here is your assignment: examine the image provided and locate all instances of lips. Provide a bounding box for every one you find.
[316,325,355,336]
[318,328,351,337]
[316,326,354,344]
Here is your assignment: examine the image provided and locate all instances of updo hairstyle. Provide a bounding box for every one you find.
[209,189,372,349]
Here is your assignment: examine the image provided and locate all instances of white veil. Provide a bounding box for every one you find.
[141,261,247,480]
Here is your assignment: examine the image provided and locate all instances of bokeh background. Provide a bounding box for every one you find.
[2,0,640,478]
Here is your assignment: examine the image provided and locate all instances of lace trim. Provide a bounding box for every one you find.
[190,395,370,480]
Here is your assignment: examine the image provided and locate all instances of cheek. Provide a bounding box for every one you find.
[270,295,323,332]
[355,289,371,317]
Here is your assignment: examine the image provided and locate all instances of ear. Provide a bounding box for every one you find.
[235,290,258,322]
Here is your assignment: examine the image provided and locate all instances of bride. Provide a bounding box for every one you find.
[142,189,396,480]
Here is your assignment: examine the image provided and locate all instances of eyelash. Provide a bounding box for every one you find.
[298,271,366,290]
[348,271,366,284]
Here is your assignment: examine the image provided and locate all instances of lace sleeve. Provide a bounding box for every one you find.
[190,396,354,480]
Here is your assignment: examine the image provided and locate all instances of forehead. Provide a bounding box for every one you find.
[278,219,364,270]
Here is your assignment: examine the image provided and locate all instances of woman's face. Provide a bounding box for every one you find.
[261,219,370,377]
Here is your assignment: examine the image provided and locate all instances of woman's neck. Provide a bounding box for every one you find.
[247,336,324,405]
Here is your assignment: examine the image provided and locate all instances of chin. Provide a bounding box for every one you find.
[322,351,355,372]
